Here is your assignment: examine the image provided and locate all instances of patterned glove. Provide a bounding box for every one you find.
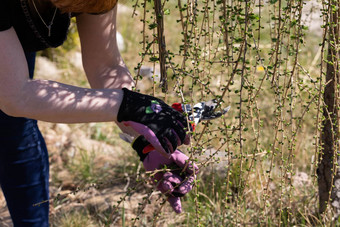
[117,88,190,158]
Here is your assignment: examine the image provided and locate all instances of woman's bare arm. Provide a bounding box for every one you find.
[0,27,123,123]
[76,5,138,136]
[76,5,134,90]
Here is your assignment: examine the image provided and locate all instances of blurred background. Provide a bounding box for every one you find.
[1,0,336,226]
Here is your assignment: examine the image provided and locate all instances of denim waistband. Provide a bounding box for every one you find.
[0,110,37,136]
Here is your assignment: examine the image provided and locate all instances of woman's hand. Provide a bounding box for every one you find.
[117,88,190,158]
[132,135,198,213]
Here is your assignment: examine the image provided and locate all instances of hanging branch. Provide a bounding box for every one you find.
[154,0,168,93]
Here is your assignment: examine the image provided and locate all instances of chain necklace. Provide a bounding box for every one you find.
[31,0,58,37]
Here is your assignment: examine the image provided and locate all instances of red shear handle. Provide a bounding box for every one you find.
[172,103,196,131]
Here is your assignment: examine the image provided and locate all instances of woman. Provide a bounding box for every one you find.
[0,0,188,225]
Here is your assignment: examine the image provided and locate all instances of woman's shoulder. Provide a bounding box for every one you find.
[2,0,71,52]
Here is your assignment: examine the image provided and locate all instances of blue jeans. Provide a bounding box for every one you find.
[0,52,49,227]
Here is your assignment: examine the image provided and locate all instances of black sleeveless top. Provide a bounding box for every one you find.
[0,0,70,52]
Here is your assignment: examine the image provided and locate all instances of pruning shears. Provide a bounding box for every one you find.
[172,99,231,126]
[120,99,231,143]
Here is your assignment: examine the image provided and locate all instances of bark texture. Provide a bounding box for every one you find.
[318,0,340,216]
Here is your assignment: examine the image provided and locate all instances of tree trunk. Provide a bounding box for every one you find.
[318,0,340,216]
[154,0,168,93]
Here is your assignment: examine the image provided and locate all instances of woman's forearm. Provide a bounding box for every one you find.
[4,79,123,123]
[86,62,135,90]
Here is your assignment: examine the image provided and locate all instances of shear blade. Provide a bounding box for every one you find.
[201,105,231,121]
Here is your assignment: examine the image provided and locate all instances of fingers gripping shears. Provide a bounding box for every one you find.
[119,99,231,143]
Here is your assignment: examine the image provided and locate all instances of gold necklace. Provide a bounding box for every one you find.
[31,0,58,37]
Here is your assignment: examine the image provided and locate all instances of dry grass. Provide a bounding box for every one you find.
[46,0,329,225]
[1,0,337,226]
